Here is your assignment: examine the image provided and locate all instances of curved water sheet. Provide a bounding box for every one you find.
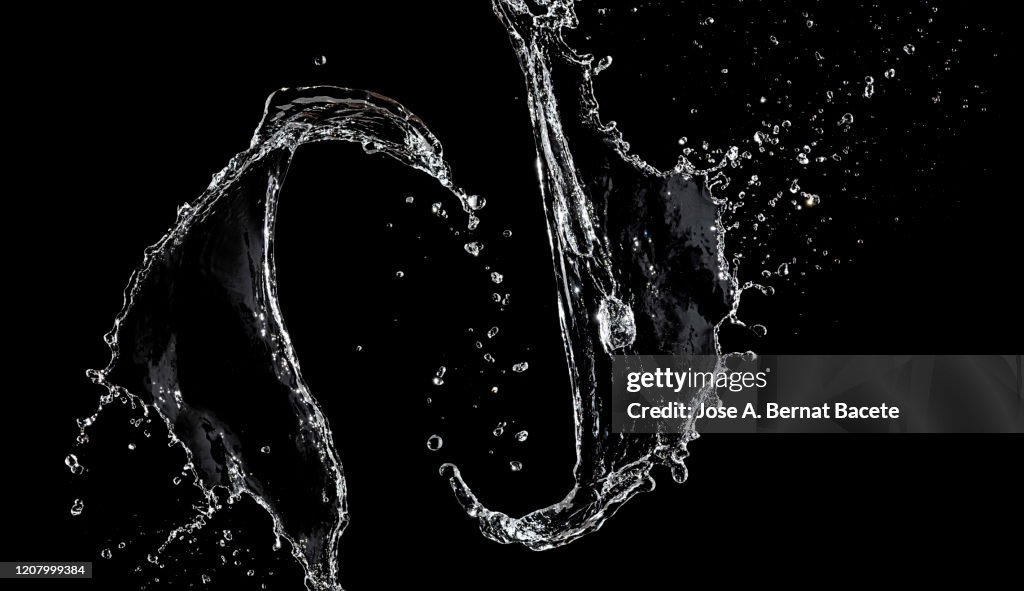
[83,88,484,591]
[438,0,732,549]
[83,0,735,588]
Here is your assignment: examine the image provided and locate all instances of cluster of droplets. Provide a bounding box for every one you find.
[576,1,982,343]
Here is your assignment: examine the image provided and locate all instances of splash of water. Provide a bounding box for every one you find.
[435,0,732,550]
[79,0,736,587]
[82,88,485,590]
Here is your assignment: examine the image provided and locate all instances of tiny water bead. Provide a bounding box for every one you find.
[490,272,504,284]
[101,548,112,559]
[432,366,446,386]
[313,55,327,67]
[70,498,84,516]
[512,362,529,373]
[426,434,443,451]
[464,242,484,256]
[514,430,529,442]
[509,461,523,472]
[493,421,507,437]
[65,453,84,475]
[487,326,499,339]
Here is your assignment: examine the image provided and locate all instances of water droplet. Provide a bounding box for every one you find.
[261,445,271,454]
[512,362,529,373]
[466,194,486,211]
[405,195,415,204]
[127,443,136,450]
[223,530,233,541]
[838,113,854,126]
[70,498,84,516]
[514,430,529,442]
[796,153,809,165]
[493,421,506,437]
[101,548,112,559]
[502,229,512,238]
[313,55,327,67]
[903,44,916,55]
[509,461,523,472]
[431,202,447,218]
[490,272,504,284]
[487,326,499,339]
[65,454,84,475]
[884,68,896,80]
[593,55,613,74]
[395,270,405,278]
[464,242,484,257]
[751,325,768,337]
[426,434,443,451]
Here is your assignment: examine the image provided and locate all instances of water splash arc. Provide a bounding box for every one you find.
[82,0,734,587]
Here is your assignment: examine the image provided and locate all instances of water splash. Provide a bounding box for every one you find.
[81,87,484,590]
[434,0,731,551]
[80,0,740,586]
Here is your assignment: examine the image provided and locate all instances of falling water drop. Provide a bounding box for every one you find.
[65,454,84,475]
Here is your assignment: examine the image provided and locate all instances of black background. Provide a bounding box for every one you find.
[7,2,1022,588]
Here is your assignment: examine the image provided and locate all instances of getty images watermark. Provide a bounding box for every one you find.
[612,355,1023,434]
